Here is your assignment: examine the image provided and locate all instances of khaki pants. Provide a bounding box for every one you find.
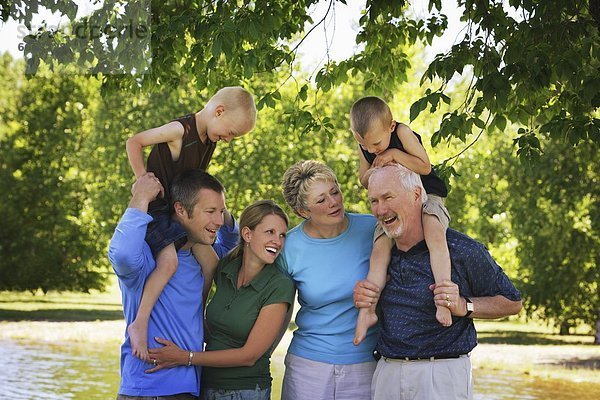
[371,355,472,400]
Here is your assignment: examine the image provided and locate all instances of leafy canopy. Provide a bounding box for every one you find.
[6,0,598,160]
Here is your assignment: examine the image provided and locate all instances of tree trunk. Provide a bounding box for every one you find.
[595,313,600,345]
[559,321,571,335]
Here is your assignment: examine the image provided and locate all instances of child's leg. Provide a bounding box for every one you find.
[128,244,178,361]
[354,234,392,345]
[191,244,219,306]
[423,213,452,327]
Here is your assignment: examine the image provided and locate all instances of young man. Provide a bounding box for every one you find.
[108,169,239,399]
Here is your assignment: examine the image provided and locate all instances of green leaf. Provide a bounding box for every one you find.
[211,35,222,58]
[409,98,426,122]
[64,2,78,21]
[473,117,486,130]
[431,130,441,147]
[494,114,507,131]
[298,84,308,102]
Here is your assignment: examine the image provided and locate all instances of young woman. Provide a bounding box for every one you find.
[148,200,294,400]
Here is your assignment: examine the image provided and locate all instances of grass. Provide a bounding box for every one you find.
[476,319,596,344]
[0,281,124,344]
[0,278,122,322]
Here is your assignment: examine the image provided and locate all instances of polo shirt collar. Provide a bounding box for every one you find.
[221,255,282,292]
[392,239,428,256]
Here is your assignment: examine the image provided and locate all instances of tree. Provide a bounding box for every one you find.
[0,59,105,292]
[4,0,598,158]
[447,127,600,336]
[413,0,600,167]
[508,140,599,335]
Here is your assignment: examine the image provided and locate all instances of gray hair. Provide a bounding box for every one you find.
[368,164,427,204]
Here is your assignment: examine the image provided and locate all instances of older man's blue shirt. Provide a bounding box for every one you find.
[377,228,521,358]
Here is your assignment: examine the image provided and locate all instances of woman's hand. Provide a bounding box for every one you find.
[145,337,188,373]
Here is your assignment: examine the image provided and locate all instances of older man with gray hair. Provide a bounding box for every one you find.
[355,164,522,400]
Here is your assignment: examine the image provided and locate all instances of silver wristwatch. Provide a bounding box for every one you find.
[464,297,474,318]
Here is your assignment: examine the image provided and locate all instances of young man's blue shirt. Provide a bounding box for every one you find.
[108,208,238,397]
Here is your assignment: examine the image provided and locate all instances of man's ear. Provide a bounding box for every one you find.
[241,226,252,243]
[414,186,423,203]
[215,104,225,117]
[173,201,187,218]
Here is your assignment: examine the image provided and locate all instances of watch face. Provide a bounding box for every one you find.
[467,302,474,312]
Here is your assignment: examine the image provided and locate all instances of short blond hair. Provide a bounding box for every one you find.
[282,160,340,216]
[350,96,393,138]
[208,86,257,132]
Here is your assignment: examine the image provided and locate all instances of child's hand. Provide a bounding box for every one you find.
[372,149,401,167]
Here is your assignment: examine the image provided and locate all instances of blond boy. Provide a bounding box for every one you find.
[350,96,452,345]
[125,86,256,361]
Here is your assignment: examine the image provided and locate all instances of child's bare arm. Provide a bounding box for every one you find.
[375,124,431,175]
[357,144,372,188]
[126,121,186,178]
[368,236,392,290]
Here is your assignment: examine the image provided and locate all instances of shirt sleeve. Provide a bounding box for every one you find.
[465,242,522,301]
[212,216,240,258]
[262,274,295,308]
[107,208,153,287]
[275,253,293,279]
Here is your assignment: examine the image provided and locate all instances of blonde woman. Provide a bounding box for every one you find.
[279,160,379,400]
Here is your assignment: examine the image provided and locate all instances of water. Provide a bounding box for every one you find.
[1,339,599,400]
[474,368,600,400]
[1,340,120,399]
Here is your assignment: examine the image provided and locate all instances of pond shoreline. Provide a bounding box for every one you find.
[3,330,600,400]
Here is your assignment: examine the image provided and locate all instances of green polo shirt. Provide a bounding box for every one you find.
[202,255,294,390]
